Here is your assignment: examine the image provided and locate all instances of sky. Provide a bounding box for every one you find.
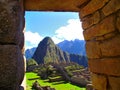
[25,11,84,49]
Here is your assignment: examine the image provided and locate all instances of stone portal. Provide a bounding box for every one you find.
[0,0,120,90]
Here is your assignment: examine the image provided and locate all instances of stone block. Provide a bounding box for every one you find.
[108,76,120,90]
[116,11,120,32]
[80,0,108,18]
[88,57,120,76]
[102,0,120,16]
[91,73,107,90]
[86,41,101,59]
[0,45,25,89]
[81,11,100,30]
[100,34,120,57]
[83,15,115,40]
[0,1,24,45]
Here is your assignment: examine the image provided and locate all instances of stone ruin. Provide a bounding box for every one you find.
[0,0,120,90]
[32,81,55,90]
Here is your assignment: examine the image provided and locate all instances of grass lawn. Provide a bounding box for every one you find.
[26,72,85,90]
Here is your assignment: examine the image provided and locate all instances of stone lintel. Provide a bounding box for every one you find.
[24,0,89,12]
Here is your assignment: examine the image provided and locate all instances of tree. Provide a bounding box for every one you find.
[27,59,38,67]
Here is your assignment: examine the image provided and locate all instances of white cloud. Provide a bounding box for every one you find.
[25,31,43,49]
[25,19,84,49]
[52,19,84,44]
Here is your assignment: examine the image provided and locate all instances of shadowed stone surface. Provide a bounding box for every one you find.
[116,10,120,32]
[0,0,25,89]
[0,0,23,45]
[0,45,24,89]
[108,76,120,90]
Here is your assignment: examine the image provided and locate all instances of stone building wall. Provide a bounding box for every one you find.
[79,0,120,89]
[0,0,120,90]
[0,0,25,89]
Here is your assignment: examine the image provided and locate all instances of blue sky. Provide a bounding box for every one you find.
[25,11,84,49]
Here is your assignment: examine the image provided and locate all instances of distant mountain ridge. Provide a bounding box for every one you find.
[25,47,36,60]
[57,39,86,56]
[32,37,88,67]
[25,39,86,60]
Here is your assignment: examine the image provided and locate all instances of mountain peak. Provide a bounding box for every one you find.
[32,37,70,64]
[26,38,87,67]
[43,36,52,41]
[39,36,54,45]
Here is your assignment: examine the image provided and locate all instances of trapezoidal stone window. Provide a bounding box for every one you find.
[0,0,119,90]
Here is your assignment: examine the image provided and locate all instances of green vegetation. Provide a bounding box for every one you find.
[27,59,38,67]
[26,72,85,90]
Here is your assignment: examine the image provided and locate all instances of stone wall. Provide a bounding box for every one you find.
[0,0,120,90]
[79,0,120,90]
[0,0,25,90]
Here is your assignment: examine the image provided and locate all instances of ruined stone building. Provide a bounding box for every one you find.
[0,0,120,90]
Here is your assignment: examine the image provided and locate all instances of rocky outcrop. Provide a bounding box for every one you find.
[86,84,94,90]
[32,81,55,90]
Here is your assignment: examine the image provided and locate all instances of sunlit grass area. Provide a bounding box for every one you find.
[26,72,85,90]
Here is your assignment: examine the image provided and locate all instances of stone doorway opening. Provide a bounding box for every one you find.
[24,0,120,89]
[0,0,120,90]
[25,11,89,89]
